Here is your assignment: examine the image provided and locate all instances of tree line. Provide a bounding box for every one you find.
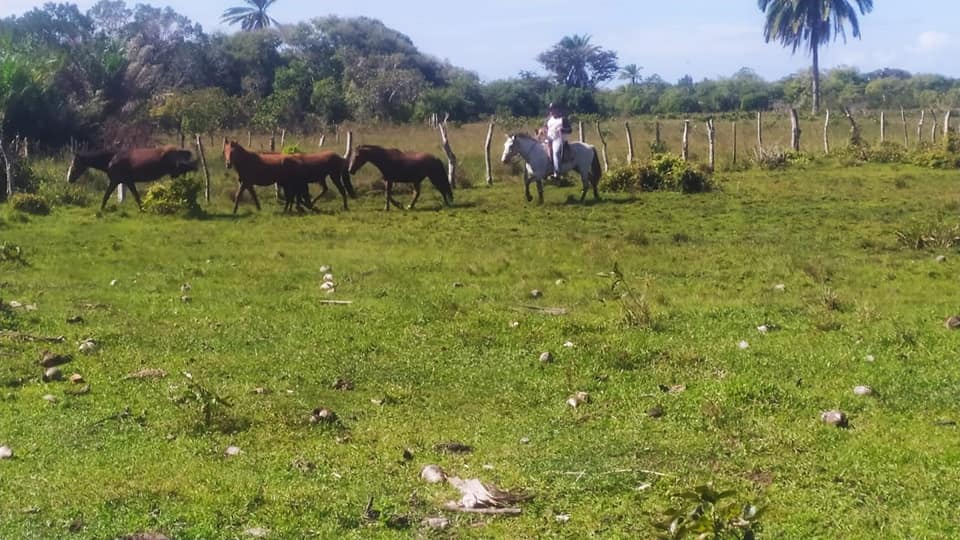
[1,1,958,147]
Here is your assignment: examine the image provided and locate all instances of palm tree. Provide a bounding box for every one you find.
[619,64,643,86]
[758,0,873,114]
[537,34,619,89]
[221,0,279,32]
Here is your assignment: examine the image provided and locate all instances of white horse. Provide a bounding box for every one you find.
[501,133,602,204]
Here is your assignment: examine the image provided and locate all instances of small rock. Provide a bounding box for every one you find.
[180,295,192,303]
[39,351,71,368]
[865,354,876,363]
[936,255,947,263]
[66,315,84,324]
[69,373,85,384]
[738,340,750,350]
[78,339,98,354]
[563,341,574,348]
[659,384,686,394]
[530,289,543,299]
[853,385,874,396]
[567,391,590,408]
[420,464,446,484]
[539,351,554,363]
[422,517,449,530]
[8,300,22,309]
[519,437,530,445]
[821,409,848,428]
[945,316,960,330]
[320,281,335,291]
[310,408,337,424]
[647,405,665,418]
[42,367,63,382]
[332,378,354,391]
[323,273,335,282]
[0,446,12,459]
[25,304,37,311]
[509,321,520,329]
[225,446,242,456]
[402,448,414,461]
[756,325,769,334]
[252,387,270,395]
[180,283,192,293]
[555,279,566,286]
[42,394,58,403]
[244,527,269,538]
[319,265,332,274]
[292,458,316,472]
[110,279,119,287]
[452,281,464,288]
[555,514,571,523]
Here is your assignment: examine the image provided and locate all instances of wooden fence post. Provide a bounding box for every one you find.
[681,119,690,161]
[624,121,635,163]
[944,110,952,141]
[756,111,763,155]
[595,121,609,172]
[21,137,28,160]
[917,110,925,146]
[842,106,861,145]
[931,110,938,145]
[901,107,909,146]
[732,121,737,166]
[195,134,211,204]
[578,121,584,143]
[318,133,325,148]
[438,122,457,188]
[0,128,13,199]
[823,109,831,154]
[790,108,801,152]
[483,119,494,185]
[344,130,353,163]
[279,128,286,150]
[880,111,885,144]
[706,118,716,172]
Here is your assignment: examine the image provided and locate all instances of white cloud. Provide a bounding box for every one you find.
[914,31,950,53]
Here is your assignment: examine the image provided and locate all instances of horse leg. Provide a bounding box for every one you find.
[524,169,533,202]
[537,177,544,205]
[408,181,422,210]
[233,183,244,215]
[330,174,348,210]
[101,182,118,211]
[126,182,144,211]
[384,180,392,211]
[250,186,262,211]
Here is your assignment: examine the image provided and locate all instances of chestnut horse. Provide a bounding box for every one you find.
[223,140,312,214]
[67,147,198,210]
[275,151,356,210]
[348,145,452,210]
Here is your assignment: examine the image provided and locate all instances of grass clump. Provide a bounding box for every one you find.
[600,153,715,193]
[142,176,204,216]
[895,215,960,249]
[8,193,50,215]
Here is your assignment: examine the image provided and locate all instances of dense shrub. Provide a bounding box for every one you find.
[754,147,814,170]
[840,141,959,169]
[8,193,51,215]
[142,176,204,216]
[599,153,715,194]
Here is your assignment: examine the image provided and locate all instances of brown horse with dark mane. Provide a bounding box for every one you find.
[348,145,452,210]
[67,146,198,210]
[269,151,357,210]
[223,140,313,214]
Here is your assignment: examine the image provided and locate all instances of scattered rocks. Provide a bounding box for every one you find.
[319,281,335,291]
[39,351,71,368]
[323,273,336,283]
[0,446,12,460]
[555,514,571,523]
[737,340,750,350]
[421,464,447,484]
[69,373,85,384]
[310,408,337,424]
[42,367,63,382]
[319,265,332,274]
[422,516,449,530]
[567,391,590,408]
[8,300,22,309]
[530,289,543,299]
[225,445,242,457]
[78,339,98,354]
[945,316,960,330]
[539,351,554,363]
[935,255,947,263]
[853,385,874,396]
[820,409,848,428]
[563,341,575,348]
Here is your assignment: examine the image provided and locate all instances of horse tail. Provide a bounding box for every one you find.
[590,149,602,188]
[432,157,453,205]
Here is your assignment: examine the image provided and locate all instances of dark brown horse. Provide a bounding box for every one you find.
[67,147,198,210]
[223,140,312,214]
[269,151,357,210]
[348,145,452,210]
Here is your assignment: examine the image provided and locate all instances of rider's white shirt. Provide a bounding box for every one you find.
[546,116,566,141]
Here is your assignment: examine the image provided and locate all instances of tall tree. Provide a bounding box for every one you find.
[619,64,642,86]
[221,0,279,32]
[537,34,618,89]
[758,0,873,115]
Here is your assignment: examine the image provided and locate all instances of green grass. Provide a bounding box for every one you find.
[2,158,960,539]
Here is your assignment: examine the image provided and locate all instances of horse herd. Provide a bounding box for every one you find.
[65,134,604,213]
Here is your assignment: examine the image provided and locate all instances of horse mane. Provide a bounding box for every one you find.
[510,132,538,141]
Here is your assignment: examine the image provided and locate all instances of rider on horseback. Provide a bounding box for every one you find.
[544,102,572,178]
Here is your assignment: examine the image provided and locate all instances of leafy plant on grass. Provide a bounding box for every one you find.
[654,483,762,539]
[142,176,204,217]
[170,372,233,429]
[8,193,50,215]
[0,241,25,264]
[607,262,653,328]
[599,153,715,194]
[895,216,960,249]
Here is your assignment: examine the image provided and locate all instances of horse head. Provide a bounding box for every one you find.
[348,145,371,174]
[501,134,521,164]
[223,139,238,169]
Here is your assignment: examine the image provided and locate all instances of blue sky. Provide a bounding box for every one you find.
[4,1,959,83]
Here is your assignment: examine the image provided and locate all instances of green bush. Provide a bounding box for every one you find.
[909,145,960,169]
[39,183,91,207]
[754,147,814,170]
[142,176,203,216]
[599,153,715,194]
[9,193,51,215]
[282,143,303,154]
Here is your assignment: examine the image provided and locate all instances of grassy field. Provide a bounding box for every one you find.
[2,143,960,539]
